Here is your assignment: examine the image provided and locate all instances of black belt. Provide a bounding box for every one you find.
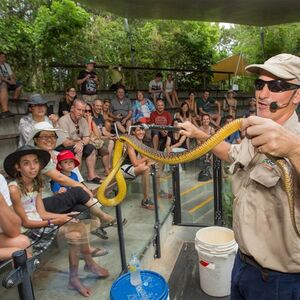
[238,250,270,281]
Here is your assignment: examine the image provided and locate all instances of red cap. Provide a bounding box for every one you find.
[56,150,80,171]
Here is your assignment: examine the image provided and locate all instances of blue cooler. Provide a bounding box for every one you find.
[110,270,169,300]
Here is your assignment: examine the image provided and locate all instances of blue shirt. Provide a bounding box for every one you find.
[51,171,79,193]
[225,131,241,144]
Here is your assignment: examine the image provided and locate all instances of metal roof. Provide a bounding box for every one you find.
[82,0,300,26]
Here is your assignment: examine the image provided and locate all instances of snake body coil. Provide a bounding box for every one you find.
[96,119,299,237]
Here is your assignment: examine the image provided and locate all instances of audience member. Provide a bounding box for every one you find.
[121,124,155,210]
[101,99,115,133]
[58,87,77,117]
[165,119,188,153]
[132,90,156,124]
[77,58,99,103]
[83,103,111,175]
[149,99,173,150]
[197,90,221,127]
[149,73,163,105]
[243,97,257,118]
[18,94,59,147]
[224,115,241,144]
[0,52,22,118]
[223,90,238,118]
[57,99,104,184]
[0,174,30,260]
[110,86,132,133]
[185,91,197,115]
[163,73,180,108]
[5,146,109,297]
[174,102,193,123]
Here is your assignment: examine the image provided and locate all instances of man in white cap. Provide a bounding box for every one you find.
[180,53,300,299]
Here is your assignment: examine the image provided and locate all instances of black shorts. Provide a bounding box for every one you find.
[55,143,95,158]
[42,187,90,214]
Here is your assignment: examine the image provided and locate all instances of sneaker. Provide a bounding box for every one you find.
[141,198,155,210]
[0,111,14,119]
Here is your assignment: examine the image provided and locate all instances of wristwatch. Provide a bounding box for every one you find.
[47,219,55,228]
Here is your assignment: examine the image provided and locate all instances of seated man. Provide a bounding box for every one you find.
[58,99,103,184]
[197,89,221,127]
[149,99,172,151]
[0,52,23,118]
[132,90,155,124]
[149,73,163,105]
[0,174,30,260]
[110,86,132,133]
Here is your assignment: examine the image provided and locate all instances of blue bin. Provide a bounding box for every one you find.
[110,270,169,300]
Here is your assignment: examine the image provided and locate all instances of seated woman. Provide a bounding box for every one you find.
[0,174,31,261]
[83,103,111,176]
[132,90,156,124]
[185,91,197,115]
[222,90,237,119]
[5,146,109,297]
[102,100,115,133]
[58,87,77,117]
[163,73,180,108]
[165,119,188,153]
[120,123,155,210]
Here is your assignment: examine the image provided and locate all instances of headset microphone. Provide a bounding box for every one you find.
[269,90,298,112]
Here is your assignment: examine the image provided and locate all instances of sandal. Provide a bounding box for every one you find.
[79,247,109,260]
[91,227,109,239]
[99,218,127,229]
[86,177,104,184]
[141,199,155,210]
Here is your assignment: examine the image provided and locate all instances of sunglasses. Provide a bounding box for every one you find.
[254,79,300,93]
[85,109,92,113]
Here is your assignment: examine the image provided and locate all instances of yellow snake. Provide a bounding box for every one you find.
[96,119,299,237]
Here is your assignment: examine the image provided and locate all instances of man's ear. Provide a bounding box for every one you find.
[293,89,300,104]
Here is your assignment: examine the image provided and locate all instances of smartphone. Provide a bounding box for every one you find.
[47,105,54,116]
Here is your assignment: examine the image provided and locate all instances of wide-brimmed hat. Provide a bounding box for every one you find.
[4,145,50,178]
[85,58,96,65]
[56,150,80,171]
[246,53,300,82]
[26,122,67,148]
[27,94,48,105]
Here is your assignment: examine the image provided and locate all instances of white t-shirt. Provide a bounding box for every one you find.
[0,63,13,78]
[149,79,162,93]
[0,174,12,233]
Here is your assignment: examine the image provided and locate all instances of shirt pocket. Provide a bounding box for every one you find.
[249,164,280,188]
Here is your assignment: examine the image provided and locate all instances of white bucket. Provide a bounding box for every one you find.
[195,226,238,297]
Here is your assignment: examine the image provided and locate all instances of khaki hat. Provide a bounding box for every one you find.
[26,122,67,148]
[246,53,300,81]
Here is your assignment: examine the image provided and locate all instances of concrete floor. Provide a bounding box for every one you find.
[0,162,218,300]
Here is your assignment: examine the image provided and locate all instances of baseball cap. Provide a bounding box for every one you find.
[85,58,96,65]
[246,53,300,82]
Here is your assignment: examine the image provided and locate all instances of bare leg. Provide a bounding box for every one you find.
[13,86,22,100]
[0,234,31,260]
[152,135,159,150]
[0,84,9,112]
[85,150,98,180]
[86,199,115,224]
[116,121,126,133]
[173,90,180,106]
[101,153,110,175]
[164,92,174,108]
[107,139,114,169]
[142,167,150,200]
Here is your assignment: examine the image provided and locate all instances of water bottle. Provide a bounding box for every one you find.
[128,254,142,286]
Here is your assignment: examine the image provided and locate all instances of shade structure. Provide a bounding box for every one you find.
[212,54,247,83]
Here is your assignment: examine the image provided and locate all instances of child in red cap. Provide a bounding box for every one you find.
[51,150,81,194]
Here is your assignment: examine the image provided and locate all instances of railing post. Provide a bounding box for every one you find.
[115,205,127,273]
[213,155,223,226]
[150,165,161,258]
[172,164,181,225]
[2,250,38,300]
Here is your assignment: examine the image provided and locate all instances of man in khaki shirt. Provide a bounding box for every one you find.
[180,53,300,300]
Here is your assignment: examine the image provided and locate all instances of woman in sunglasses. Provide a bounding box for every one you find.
[179,53,300,300]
